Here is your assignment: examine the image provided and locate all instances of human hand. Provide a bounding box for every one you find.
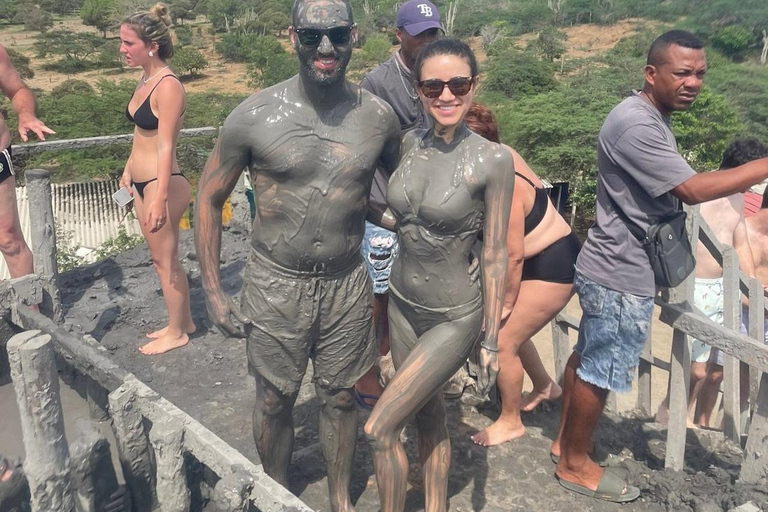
[18,112,55,142]
[118,173,134,211]
[467,252,480,284]
[501,301,515,323]
[102,485,131,512]
[145,198,167,233]
[204,286,251,338]
[476,338,499,396]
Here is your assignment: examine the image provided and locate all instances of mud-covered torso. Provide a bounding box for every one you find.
[388,127,490,307]
[232,77,396,273]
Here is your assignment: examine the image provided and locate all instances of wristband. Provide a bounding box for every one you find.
[480,343,498,352]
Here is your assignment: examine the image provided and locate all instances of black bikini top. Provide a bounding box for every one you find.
[516,172,549,235]
[125,74,184,130]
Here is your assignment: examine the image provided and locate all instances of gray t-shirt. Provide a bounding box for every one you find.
[576,93,696,297]
[361,51,432,209]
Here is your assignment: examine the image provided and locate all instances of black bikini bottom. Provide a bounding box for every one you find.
[132,172,186,199]
[521,232,581,284]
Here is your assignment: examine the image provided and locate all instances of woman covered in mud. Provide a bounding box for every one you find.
[465,103,582,448]
[364,39,515,512]
[119,3,195,355]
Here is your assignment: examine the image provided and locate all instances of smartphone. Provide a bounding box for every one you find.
[112,186,134,207]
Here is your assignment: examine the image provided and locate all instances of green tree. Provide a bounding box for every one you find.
[80,0,118,37]
[34,29,108,72]
[673,88,744,171]
[15,6,54,31]
[172,47,208,76]
[711,25,753,60]
[170,0,196,25]
[360,33,391,65]
[7,48,34,79]
[527,26,567,61]
[483,49,557,98]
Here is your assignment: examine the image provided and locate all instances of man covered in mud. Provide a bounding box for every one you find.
[193,1,401,511]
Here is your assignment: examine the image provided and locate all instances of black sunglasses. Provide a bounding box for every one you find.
[417,77,475,98]
[294,25,355,47]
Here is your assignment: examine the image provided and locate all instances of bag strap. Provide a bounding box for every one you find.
[607,193,647,243]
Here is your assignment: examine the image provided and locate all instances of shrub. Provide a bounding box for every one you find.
[711,25,753,60]
[360,33,391,65]
[93,225,144,261]
[527,26,567,62]
[483,49,557,98]
[173,47,208,76]
[50,79,94,98]
[15,6,54,31]
[249,51,295,88]
[175,24,193,47]
[7,48,34,79]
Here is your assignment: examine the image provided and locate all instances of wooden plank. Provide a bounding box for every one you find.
[551,318,570,385]
[722,246,742,443]
[665,328,691,470]
[741,372,768,482]
[658,302,768,374]
[636,320,653,418]
[748,279,765,415]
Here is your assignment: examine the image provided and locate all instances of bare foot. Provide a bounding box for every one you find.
[521,381,562,412]
[139,332,189,355]
[655,401,698,429]
[471,419,525,447]
[146,323,195,339]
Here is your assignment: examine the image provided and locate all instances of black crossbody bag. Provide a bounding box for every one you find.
[608,195,695,288]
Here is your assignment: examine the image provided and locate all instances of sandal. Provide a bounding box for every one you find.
[550,443,610,466]
[556,468,640,503]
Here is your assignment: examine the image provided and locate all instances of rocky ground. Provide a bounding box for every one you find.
[53,225,768,512]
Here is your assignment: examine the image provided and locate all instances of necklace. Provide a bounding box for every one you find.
[142,66,169,84]
[394,55,419,102]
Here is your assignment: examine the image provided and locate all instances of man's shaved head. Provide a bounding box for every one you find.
[647,30,704,67]
[292,0,353,28]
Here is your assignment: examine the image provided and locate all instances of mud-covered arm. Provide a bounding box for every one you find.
[194,117,252,337]
[481,147,515,348]
[366,112,402,230]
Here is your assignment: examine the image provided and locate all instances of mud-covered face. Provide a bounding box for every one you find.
[291,0,356,88]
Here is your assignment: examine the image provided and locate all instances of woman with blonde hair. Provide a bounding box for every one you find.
[119,2,194,354]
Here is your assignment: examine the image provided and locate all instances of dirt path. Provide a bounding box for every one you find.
[46,226,767,512]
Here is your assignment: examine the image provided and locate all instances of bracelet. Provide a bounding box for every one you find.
[480,343,498,352]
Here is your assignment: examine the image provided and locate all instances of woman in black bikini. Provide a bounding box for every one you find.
[119,2,194,355]
[467,103,581,447]
[364,40,514,512]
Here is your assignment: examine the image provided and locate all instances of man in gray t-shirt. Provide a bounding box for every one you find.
[353,0,442,408]
[551,30,768,503]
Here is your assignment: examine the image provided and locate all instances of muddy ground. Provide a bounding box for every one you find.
[49,225,768,512]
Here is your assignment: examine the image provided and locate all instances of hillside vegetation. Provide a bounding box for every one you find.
[1,0,767,214]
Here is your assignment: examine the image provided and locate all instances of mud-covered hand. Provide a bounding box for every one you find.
[204,286,250,338]
[18,112,54,142]
[477,338,500,396]
[102,485,131,512]
[467,250,481,284]
[145,198,167,233]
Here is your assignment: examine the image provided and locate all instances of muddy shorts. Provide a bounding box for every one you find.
[360,221,398,294]
[690,278,725,365]
[241,249,377,395]
[0,147,14,184]
[573,272,654,393]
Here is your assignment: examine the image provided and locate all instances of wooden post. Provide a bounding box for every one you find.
[665,328,691,470]
[722,246,741,443]
[636,319,653,418]
[742,371,768,482]
[7,331,76,512]
[69,419,120,512]
[108,383,157,512]
[149,417,190,512]
[25,169,62,323]
[748,279,764,415]
[551,317,570,386]
[210,469,255,512]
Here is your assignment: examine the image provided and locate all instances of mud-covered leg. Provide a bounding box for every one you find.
[252,374,299,487]
[315,384,358,512]
[415,394,450,512]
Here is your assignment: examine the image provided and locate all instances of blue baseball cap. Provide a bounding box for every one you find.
[396,0,442,36]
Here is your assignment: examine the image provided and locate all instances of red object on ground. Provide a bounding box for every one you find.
[744,191,762,217]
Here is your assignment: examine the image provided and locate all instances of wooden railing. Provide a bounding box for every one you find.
[551,204,768,482]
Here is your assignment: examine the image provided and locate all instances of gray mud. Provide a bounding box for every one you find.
[51,225,767,512]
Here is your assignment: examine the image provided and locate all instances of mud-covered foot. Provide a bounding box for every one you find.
[521,381,562,412]
[139,332,189,355]
[471,419,525,446]
[146,323,195,339]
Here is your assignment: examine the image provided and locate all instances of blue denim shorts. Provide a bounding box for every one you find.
[360,221,399,294]
[573,272,654,393]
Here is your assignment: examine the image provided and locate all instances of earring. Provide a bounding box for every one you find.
[148,50,154,57]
